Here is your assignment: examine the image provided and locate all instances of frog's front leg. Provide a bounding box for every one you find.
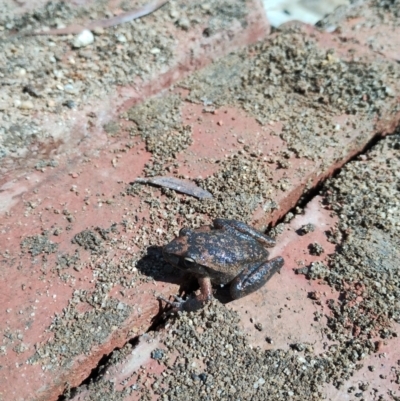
[213,218,276,247]
[179,276,213,311]
[230,256,284,300]
[159,276,213,312]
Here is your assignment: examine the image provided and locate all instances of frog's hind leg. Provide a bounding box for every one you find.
[213,218,276,247]
[230,257,284,300]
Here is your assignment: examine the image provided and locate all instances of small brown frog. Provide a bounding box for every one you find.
[162,218,284,311]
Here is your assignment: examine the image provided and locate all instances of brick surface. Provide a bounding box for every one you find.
[69,334,164,401]
[66,196,400,400]
[0,0,269,177]
[229,196,339,354]
[1,1,400,400]
[317,0,400,61]
[0,2,270,399]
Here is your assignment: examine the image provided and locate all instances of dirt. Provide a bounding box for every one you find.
[67,123,400,401]
[0,0,174,160]
[20,232,59,256]
[317,0,400,32]
[1,1,400,400]
[0,0,248,164]
[185,29,399,159]
[320,131,400,342]
[1,0,398,165]
[29,297,132,370]
[124,93,193,162]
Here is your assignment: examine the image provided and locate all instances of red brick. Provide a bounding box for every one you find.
[0,0,269,178]
[1,3,400,401]
[317,0,400,61]
[68,196,400,400]
[229,196,338,353]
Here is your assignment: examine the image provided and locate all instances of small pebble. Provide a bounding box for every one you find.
[151,348,164,360]
[177,17,190,30]
[16,68,26,76]
[93,26,105,35]
[63,100,76,109]
[72,29,94,48]
[116,34,127,43]
[169,10,179,19]
[20,100,34,110]
[255,322,263,331]
[64,84,76,94]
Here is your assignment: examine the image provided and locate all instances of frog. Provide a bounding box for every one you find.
[161,218,284,311]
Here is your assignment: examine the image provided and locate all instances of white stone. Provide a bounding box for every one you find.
[72,29,94,48]
[20,100,34,109]
[64,84,76,94]
[116,34,127,43]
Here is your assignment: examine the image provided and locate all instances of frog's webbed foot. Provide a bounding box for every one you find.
[158,295,185,310]
[158,294,206,313]
[213,218,276,247]
[159,277,213,314]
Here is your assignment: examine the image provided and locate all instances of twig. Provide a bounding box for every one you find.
[17,0,170,37]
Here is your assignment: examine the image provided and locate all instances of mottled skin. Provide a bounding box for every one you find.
[162,219,284,311]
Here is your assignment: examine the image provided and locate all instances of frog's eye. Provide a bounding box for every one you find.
[184,257,196,268]
[179,228,192,237]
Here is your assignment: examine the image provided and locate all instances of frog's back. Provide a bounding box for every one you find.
[189,229,269,284]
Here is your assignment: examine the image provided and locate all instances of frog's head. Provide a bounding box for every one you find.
[163,228,208,276]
